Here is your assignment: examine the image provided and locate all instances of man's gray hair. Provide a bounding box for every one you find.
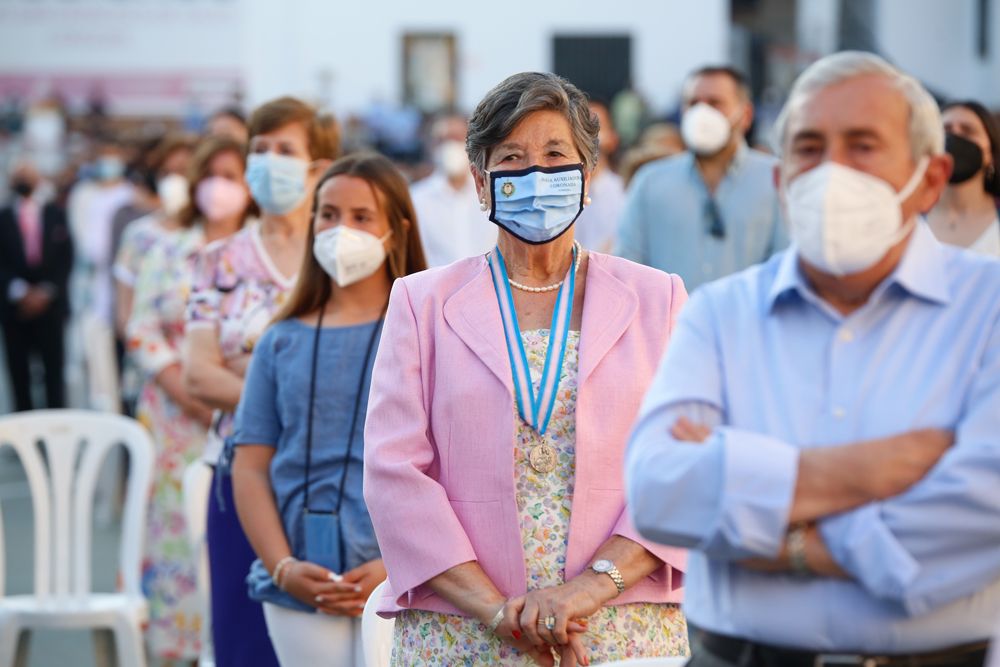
[772,51,944,160]
[466,72,599,173]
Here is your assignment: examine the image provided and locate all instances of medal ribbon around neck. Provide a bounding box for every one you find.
[487,243,577,435]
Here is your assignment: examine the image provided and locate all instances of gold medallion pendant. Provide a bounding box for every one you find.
[528,443,557,473]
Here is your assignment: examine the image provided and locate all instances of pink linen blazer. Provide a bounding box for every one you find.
[363,251,688,616]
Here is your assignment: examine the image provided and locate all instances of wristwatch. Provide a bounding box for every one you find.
[786,523,812,578]
[591,559,625,596]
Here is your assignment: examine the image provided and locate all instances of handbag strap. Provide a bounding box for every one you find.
[303,301,387,514]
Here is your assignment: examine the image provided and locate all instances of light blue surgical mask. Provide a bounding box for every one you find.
[246,152,309,215]
[488,163,585,244]
[95,156,125,182]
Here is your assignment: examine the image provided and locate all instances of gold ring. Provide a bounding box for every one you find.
[540,615,555,630]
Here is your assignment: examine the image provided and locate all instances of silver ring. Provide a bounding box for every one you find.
[539,615,555,630]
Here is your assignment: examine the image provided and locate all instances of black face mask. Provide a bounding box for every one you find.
[11,180,34,198]
[945,133,984,184]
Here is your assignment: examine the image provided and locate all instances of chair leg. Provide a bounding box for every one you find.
[110,617,147,667]
[93,628,117,667]
[0,622,26,667]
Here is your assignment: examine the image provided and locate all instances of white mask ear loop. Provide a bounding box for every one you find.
[896,156,930,204]
[890,156,931,243]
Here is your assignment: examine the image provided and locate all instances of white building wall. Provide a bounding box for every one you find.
[0,0,245,114]
[875,0,1000,106]
[240,0,730,116]
[0,0,729,117]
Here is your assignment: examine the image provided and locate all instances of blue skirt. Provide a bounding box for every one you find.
[208,469,280,667]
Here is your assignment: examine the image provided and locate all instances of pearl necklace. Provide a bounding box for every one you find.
[506,241,582,293]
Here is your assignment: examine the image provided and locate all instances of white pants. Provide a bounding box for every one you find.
[263,602,362,667]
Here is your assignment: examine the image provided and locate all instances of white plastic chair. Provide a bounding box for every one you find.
[81,315,121,414]
[361,580,395,667]
[595,657,689,666]
[0,409,154,667]
[80,313,126,528]
[181,461,214,667]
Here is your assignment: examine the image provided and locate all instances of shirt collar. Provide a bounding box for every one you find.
[728,140,749,174]
[766,247,806,310]
[766,222,952,313]
[887,221,951,305]
[687,140,749,180]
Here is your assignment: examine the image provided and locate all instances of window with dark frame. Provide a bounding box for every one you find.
[978,0,991,59]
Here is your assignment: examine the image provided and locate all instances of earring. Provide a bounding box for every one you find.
[584,195,592,207]
[479,200,488,211]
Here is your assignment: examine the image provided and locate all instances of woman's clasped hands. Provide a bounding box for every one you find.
[281,558,386,617]
[487,576,613,667]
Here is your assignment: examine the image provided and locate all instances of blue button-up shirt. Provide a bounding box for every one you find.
[625,223,1000,652]
[614,144,786,290]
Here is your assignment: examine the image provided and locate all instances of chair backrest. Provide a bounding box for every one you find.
[81,316,121,414]
[594,658,688,666]
[0,409,154,600]
[361,580,395,667]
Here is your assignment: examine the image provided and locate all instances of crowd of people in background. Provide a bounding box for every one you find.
[0,49,999,667]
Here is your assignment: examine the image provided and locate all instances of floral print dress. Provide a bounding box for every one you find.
[113,213,173,403]
[127,224,213,660]
[185,221,296,463]
[392,330,689,666]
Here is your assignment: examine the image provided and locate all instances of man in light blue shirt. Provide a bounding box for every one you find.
[626,52,999,666]
[615,66,785,290]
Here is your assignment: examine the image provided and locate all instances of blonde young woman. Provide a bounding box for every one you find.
[232,153,427,665]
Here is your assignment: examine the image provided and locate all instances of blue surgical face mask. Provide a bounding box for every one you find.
[488,163,585,244]
[95,156,125,182]
[245,152,309,215]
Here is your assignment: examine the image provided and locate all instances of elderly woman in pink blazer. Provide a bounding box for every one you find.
[364,72,689,667]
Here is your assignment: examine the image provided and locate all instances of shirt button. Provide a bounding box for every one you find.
[832,406,846,419]
[838,328,855,343]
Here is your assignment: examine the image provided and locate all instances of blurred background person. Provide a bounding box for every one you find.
[616,65,784,291]
[574,99,626,253]
[611,79,648,149]
[233,153,426,667]
[21,95,68,179]
[113,132,196,415]
[927,101,1000,257]
[409,113,494,267]
[182,96,339,667]
[110,139,164,247]
[618,122,685,188]
[69,138,134,333]
[113,132,197,336]
[207,106,249,144]
[0,159,73,411]
[127,136,251,664]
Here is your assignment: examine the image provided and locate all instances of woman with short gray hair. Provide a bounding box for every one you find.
[364,71,690,666]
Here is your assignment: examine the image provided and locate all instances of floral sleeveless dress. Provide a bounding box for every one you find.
[391,330,689,666]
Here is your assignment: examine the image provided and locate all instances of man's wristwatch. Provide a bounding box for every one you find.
[786,523,812,578]
[591,559,625,596]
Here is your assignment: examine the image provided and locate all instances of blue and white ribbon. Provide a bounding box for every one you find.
[487,244,577,435]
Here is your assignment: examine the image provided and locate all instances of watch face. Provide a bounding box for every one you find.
[593,559,613,573]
